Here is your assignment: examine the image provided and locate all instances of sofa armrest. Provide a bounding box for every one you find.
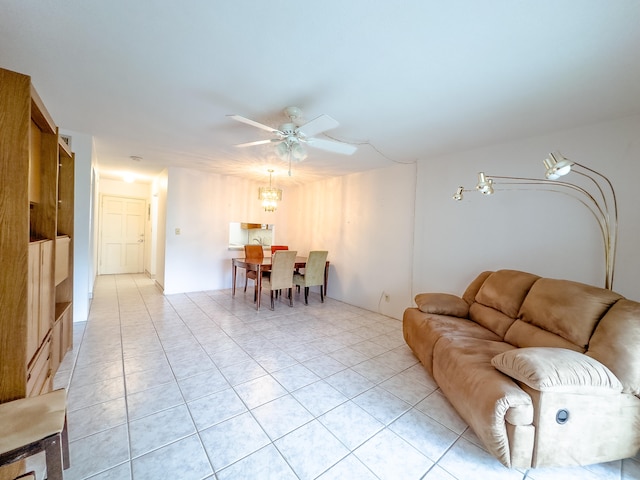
[414,293,469,318]
[491,347,623,395]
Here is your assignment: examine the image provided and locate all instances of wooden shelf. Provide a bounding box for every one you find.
[54,302,72,323]
[1,67,74,404]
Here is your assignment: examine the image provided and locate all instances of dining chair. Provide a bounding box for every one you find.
[259,250,297,310]
[293,250,328,305]
[270,245,289,255]
[243,245,264,297]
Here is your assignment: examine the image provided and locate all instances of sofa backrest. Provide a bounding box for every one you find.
[505,277,622,352]
[467,270,539,338]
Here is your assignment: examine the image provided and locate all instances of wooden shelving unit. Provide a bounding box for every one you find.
[0,67,74,404]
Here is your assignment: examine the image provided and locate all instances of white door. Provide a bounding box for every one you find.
[100,195,146,274]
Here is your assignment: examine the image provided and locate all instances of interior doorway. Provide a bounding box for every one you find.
[99,195,146,274]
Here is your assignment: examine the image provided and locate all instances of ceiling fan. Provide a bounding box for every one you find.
[228,106,357,165]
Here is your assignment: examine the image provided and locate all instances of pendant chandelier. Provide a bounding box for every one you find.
[258,169,282,212]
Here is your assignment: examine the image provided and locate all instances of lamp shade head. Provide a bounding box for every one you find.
[544,152,573,179]
[453,186,464,201]
[476,172,494,195]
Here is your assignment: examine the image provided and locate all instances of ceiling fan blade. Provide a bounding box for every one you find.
[306,137,357,155]
[227,114,281,134]
[234,139,280,148]
[296,114,340,138]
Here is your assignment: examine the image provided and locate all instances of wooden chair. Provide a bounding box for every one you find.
[243,244,264,297]
[270,245,288,255]
[0,389,69,480]
[259,250,297,310]
[293,251,328,304]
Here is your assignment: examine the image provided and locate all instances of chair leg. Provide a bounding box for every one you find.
[270,291,275,310]
[288,288,293,307]
[61,415,70,469]
[320,285,324,303]
[44,434,64,480]
[244,276,248,292]
[304,287,309,305]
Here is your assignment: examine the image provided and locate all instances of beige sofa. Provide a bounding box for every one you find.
[403,269,640,469]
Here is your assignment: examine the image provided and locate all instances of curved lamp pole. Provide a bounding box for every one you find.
[453,153,618,290]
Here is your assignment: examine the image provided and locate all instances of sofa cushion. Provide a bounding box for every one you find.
[517,278,622,349]
[414,293,469,317]
[492,347,623,395]
[462,270,492,305]
[403,307,501,375]
[504,320,585,352]
[432,336,533,468]
[587,299,640,396]
[470,270,540,337]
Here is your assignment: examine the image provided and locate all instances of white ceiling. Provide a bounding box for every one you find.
[2,1,639,186]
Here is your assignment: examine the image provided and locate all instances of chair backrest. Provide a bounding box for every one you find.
[244,244,264,260]
[271,245,289,255]
[301,251,328,287]
[269,250,297,290]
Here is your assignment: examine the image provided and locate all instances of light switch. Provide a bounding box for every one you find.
[175,228,181,235]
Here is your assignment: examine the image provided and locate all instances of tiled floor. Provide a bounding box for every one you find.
[42,274,639,479]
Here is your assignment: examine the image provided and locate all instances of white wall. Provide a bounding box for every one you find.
[162,167,275,293]
[154,171,168,289]
[414,114,640,300]
[60,129,93,322]
[274,163,417,319]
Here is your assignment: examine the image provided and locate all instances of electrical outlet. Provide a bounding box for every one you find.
[384,293,390,302]
[175,228,181,235]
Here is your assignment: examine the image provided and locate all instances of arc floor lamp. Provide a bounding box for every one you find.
[453,153,618,290]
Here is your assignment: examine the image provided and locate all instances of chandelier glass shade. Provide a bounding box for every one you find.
[453,152,618,290]
[258,169,282,212]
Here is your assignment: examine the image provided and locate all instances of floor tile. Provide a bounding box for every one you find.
[251,394,314,440]
[131,434,213,480]
[319,400,384,450]
[354,428,433,480]
[215,444,298,480]
[275,420,350,480]
[389,408,459,462]
[129,404,196,458]
[233,375,288,409]
[199,412,271,472]
[177,367,230,401]
[67,396,127,442]
[316,454,379,480]
[64,424,130,480]
[271,363,322,392]
[352,386,411,425]
[437,437,524,480]
[67,376,125,412]
[126,380,184,420]
[187,387,247,430]
[292,379,349,417]
[325,368,375,398]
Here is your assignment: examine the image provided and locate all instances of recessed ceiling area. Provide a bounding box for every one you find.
[2,1,639,186]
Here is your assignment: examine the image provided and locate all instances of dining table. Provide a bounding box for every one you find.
[232,255,330,310]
